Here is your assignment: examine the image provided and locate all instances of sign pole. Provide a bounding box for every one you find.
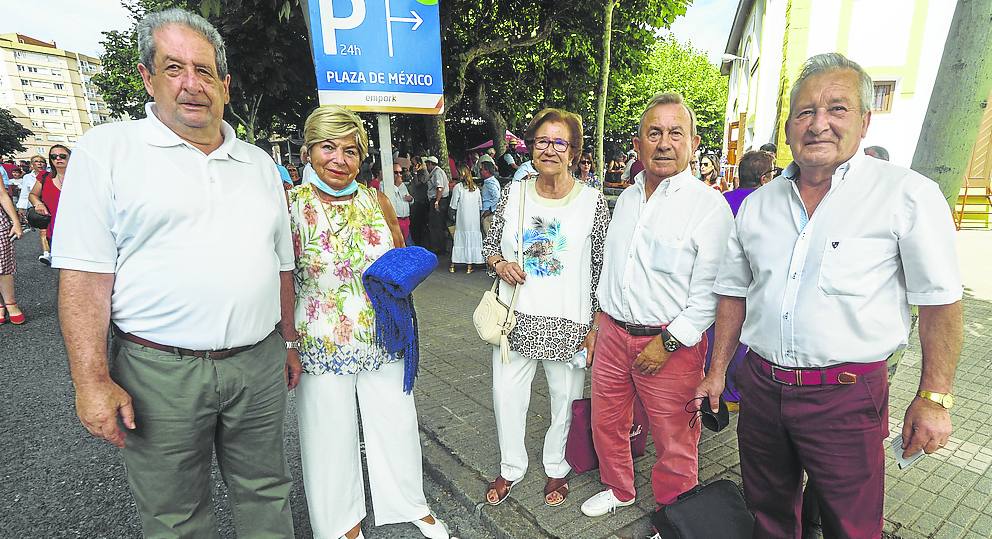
[377,113,395,200]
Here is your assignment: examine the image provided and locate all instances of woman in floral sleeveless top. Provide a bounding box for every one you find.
[289,105,450,539]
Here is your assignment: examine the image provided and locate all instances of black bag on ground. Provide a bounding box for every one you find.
[651,479,754,539]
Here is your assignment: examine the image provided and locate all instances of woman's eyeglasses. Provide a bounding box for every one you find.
[50,153,69,161]
[533,137,570,152]
[579,160,592,165]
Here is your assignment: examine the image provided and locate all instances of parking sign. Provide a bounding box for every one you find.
[307,0,445,114]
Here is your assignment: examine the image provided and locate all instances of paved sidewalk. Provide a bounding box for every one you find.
[411,230,992,539]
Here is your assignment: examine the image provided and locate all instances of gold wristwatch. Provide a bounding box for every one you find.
[917,390,954,409]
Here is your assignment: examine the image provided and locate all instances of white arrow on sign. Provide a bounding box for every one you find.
[390,10,423,31]
[384,0,423,58]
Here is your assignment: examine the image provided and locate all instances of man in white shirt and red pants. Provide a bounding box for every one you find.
[580,92,733,518]
[698,53,963,538]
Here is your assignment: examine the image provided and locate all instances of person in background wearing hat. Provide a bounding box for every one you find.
[424,155,450,256]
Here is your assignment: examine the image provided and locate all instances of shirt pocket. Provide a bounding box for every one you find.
[818,238,898,296]
[649,237,688,274]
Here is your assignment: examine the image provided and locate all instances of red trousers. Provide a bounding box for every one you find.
[738,355,888,538]
[591,316,706,505]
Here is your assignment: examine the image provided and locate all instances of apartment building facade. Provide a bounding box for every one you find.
[0,33,113,160]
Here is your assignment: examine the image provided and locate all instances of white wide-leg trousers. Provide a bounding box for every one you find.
[492,347,586,482]
[297,361,430,539]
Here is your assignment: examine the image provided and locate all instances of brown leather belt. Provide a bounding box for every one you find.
[608,315,665,337]
[747,351,885,386]
[113,325,267,360]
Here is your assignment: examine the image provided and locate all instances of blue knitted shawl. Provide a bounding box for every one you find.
[362,246,438,393]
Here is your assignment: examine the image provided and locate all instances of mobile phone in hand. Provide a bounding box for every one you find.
[890,436,925,470]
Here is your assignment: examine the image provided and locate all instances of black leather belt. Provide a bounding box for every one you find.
[609,315,665,337]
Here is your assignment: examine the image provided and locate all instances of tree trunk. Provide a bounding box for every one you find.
[477,81,508,156]
[430,113,450,180]
[910,0,992,207]
[594,0,617,185]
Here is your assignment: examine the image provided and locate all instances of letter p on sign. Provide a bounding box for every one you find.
[320,0,366,55]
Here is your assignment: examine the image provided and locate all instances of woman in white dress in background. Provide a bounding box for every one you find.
[449,164,484,273]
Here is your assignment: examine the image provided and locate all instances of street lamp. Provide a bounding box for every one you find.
[721,53,746,64]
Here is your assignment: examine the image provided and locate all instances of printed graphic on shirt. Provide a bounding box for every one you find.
[522,216,567,277]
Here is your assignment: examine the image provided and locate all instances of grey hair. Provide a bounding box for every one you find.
[789,52,873,113]
[137,7,228,78]
[639,92,697,137]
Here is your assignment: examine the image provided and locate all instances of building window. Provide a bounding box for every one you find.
[54,83,64,90]
[17,64,25,72]
[20,79,30,86]
[872,81,896,113]
[27,107,35,113]
[31,120,42,128]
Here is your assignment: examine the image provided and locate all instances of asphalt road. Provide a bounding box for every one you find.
[0,229,490,539]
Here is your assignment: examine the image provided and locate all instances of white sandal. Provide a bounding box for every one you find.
[412,513,450,539]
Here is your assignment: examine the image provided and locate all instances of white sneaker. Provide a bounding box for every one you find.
[39,251,51,266]
[412,513,450,539]
[581,489,635,517]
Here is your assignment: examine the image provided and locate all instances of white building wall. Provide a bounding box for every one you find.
[751,0,787,148]
[723,0,957,167]
[852,0,954,165]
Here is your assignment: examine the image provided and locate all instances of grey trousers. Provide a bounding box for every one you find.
[111,332,294,538]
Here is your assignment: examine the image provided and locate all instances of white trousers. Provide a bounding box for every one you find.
[297,361,430,539]
[492,347,586,481]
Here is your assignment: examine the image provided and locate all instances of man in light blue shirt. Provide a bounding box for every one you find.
[479,161,501,235]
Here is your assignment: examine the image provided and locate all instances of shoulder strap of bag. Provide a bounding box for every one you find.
[504,176,528,310]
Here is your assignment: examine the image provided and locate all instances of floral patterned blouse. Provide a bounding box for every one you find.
[289,183,398,375]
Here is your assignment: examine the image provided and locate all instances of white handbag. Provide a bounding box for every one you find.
[473,179,527,363]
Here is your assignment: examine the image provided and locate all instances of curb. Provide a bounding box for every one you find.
[420,426,556,539]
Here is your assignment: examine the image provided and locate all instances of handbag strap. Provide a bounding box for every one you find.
[504,176,528,313]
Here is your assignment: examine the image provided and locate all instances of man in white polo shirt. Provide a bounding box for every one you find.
[697,53,963,538]
[52,8,298,537]
[581,92,733,519]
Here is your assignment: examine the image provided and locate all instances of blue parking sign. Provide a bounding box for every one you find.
[307,0,445,114]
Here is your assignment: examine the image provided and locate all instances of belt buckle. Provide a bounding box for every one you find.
[837,371,857,384]
[771,365,801,386]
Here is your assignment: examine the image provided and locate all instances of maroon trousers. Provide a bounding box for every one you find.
[737,355,888,539]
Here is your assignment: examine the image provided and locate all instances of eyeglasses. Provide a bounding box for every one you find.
[50,153,69,161]
[393,170,403,175]
[579,160,592,165]
[532,137,570,153]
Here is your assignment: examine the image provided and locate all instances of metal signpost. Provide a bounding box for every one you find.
[303,0,445,200]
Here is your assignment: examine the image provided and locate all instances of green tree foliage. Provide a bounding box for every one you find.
[436,0,699,162]
[608,37,728,150]
[0,108,34,157]
[93,0,315,142]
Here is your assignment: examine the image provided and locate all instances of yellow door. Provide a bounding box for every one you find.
[956,92,992,229]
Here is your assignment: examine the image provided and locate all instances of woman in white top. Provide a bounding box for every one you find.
[481,108,610,508]
[449,164,484,273]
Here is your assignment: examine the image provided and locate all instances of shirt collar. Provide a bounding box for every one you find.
[141,102,253,163]
[782,150,865,185]
[635,165,696,198]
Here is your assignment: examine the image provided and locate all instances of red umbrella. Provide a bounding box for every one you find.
[468,130,527,153]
